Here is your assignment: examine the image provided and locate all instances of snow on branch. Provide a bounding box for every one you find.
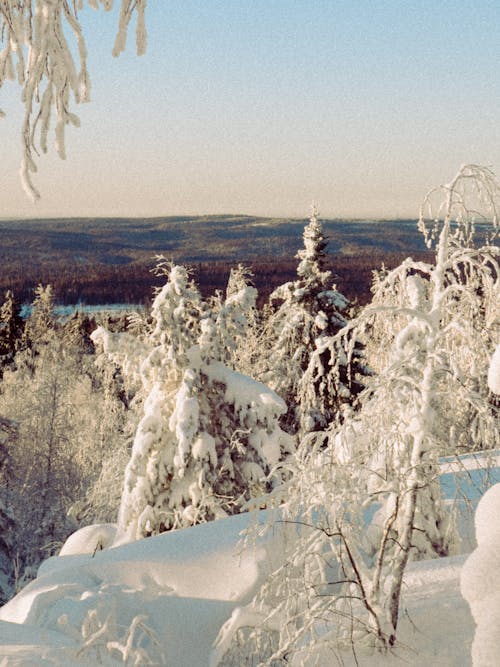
[0,0,147,200]
[419,164,500,249]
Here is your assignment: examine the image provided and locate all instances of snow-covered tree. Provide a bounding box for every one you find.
[214,165,500,663]
[0,350,79,572]
[93,262,294,543]
[366,166,499,456]
[0,310,126,582]
[0,0,147,200]
[211,264,261,374]
[0,290,24,373]
[262,207,368,434]
[70,355,130,525]
[22,283,57,351]
[0,415,18,602]
[61,310,95,356]
[0,496,16,603]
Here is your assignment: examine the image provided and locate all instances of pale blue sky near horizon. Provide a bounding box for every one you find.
[0,0,499,219]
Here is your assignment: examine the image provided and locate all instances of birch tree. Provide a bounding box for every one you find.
[0,290,127,583]
[213,165,500,664]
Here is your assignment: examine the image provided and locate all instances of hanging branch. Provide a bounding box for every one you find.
[0,0,147,200]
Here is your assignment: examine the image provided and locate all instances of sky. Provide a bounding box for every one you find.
[0,0,499,220]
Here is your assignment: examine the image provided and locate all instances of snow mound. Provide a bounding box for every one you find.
[488,344,500,395]
[0,512,294,666]
[470,481,500,546]
[461,482,500,666]
[2,458,499,665]
[59,524,117,556]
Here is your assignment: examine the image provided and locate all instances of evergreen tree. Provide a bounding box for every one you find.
[93,262,294,542]
[0,290,24,374]
[263,207,368,434]
[61,310,95,356]
[205,264,260,374]
[0,415,18,602]
[22,284,57,352]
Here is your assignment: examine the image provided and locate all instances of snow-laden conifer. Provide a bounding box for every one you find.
[93,261,294,543]
[262,207,368,434]
[0,417,18,603]
[22,284,57,350]
[0,291,24,374]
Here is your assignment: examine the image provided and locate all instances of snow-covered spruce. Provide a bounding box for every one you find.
[261,207,369,435]
[0,290,23,375]
[93,262,294,543]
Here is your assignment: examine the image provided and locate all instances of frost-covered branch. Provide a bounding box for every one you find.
[0,0,147,200]
[419,163,500,248]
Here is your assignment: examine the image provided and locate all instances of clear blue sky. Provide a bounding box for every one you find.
[1,0,499,219]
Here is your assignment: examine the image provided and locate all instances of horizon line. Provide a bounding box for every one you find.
[0,213,419,223]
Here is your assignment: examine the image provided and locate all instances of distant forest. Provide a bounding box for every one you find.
[0,216,432,306]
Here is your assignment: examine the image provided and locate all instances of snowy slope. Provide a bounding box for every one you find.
[0,512,295,666]
[0,516,473,666]
[3,455,500,666]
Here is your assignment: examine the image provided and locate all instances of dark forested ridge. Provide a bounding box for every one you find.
[0,215,431,305]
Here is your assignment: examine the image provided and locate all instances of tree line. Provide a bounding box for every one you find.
[0,249,432,308]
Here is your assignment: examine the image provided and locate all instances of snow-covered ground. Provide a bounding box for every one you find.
[0,498,487,665]
[0,511,292,666]
[1,451,499,665]
[0,528,474,666]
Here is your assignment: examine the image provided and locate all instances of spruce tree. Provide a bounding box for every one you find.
[0,290,24,374]
[93,262,294,543]
[264,207,368,434]
[22,284,57,353]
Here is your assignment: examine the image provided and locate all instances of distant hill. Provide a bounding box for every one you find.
[0,216,431,307]
[0,215,426,265]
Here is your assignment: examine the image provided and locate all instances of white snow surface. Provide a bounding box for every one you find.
[461,482,500,666]
[58,524,117,556]
[488,343,500,395]
[4,452,500,665]
[0,503,481,666]
[0,513,280,666]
